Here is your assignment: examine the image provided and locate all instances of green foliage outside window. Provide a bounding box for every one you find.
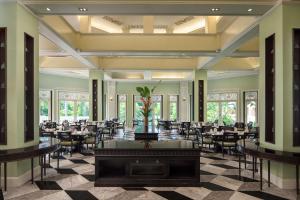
[207,101,237,126]
[77,101,89,117]
[169,102,177,121]
[118,102,126,122]
[40,99,49,117]
[207,102,219,123]
[59,101,75,116]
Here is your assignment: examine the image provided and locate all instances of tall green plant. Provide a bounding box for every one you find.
[136,82,160,117]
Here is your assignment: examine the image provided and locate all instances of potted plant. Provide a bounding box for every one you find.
[136,82,160,130]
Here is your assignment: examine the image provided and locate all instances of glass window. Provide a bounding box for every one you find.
[207,102,219,123]
[59,101,75,123]
[118,95,127,122]
[134,95,144,121]
[39,90,51,123]
[77,101,89,121]
[221,101,237,125]
[244,91,258,126]
[169,95,178,121]
[207,92,238,126]
[150,95,162,125]
[58,91,89,123]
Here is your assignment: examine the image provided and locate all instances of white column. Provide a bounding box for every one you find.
[107,81,116,119]
[180,81,190,122]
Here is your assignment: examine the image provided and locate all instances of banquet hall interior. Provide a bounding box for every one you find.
[1,0,300,199]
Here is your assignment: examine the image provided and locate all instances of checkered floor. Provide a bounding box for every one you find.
[3,151,298,200]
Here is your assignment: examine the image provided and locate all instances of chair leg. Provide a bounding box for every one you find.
[86,144,88,150]
[222,146,224,157]
[70,146,72,157]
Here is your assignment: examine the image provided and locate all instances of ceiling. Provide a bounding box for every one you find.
[19,0,282,81]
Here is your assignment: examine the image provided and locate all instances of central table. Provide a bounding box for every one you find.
[94,140,201,187]
[134,125,159,140]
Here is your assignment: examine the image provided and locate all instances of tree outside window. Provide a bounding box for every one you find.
[244,91,258,126]
[39,90,51,123]
[118,95,127,123]
[169,95,178,121]
[207,92,238,126]
[58,91,89,123]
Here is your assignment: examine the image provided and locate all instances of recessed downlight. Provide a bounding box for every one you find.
[46,7,51,12]
[211,8,220,12]
[248,8,253,12]
[79,7,88,12]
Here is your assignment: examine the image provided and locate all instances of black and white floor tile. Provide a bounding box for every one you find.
[3,152,298,200]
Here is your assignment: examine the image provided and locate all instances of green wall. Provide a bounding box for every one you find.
[208,75,259,122]
[40,73,89,91]
[259,3,300,183]
[208,75,258,91]
[0,2,40,177]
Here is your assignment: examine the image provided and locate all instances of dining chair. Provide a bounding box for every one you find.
[234,122,245,131]
[180,122,191,138]
[218,126,234,132]
[83,125,97,150]
[115,121,126,132]
[57,131,78,157]
[100,121,114,140]
[217,132,239,157]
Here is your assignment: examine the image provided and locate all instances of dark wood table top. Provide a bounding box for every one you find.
[0,140,60,162]
[239,140,300,165]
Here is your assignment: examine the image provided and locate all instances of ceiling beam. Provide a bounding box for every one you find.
[24,1,273,16]
[39,21,97,69]
[198,0,281,69]
[40,50,258,57]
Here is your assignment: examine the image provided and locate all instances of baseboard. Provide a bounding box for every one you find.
[262,169,296,189]
[2,167,41,187]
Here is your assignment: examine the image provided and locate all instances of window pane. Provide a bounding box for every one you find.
[59,101,75,123]
[246,100,257,124]
[77,101,89,121]
[134,101,144,121]
[118,95,126,122]
[150,102,161,124]
[221,101,237,126]
[207,102,219,123]
[40,99,49,123]
[169,95,178,121]
[39,90,51,123]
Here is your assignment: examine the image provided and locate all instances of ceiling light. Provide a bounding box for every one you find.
[211,8,219,12]
[46,7,51,12]
[79,8,88,12]
[248,8,253,12]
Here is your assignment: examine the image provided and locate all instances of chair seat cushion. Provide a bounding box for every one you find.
[202,138,213,144]
[217,141,236,147]
[84,137,95,144]
[61,141,78,146]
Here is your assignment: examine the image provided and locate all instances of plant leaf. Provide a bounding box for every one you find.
[144,87,150,97]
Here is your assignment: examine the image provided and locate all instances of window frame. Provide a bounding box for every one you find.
[207,91,239,125]
[57,90,89,123]
[243,90,258,125]
[169,95,179,121]
[117,94,127,123]
[39,89,52,123]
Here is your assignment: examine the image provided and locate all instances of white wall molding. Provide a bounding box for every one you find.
[262,169,297,189]
[180,81,189,122]
[3,166,41,188]
[107,81,116,120]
